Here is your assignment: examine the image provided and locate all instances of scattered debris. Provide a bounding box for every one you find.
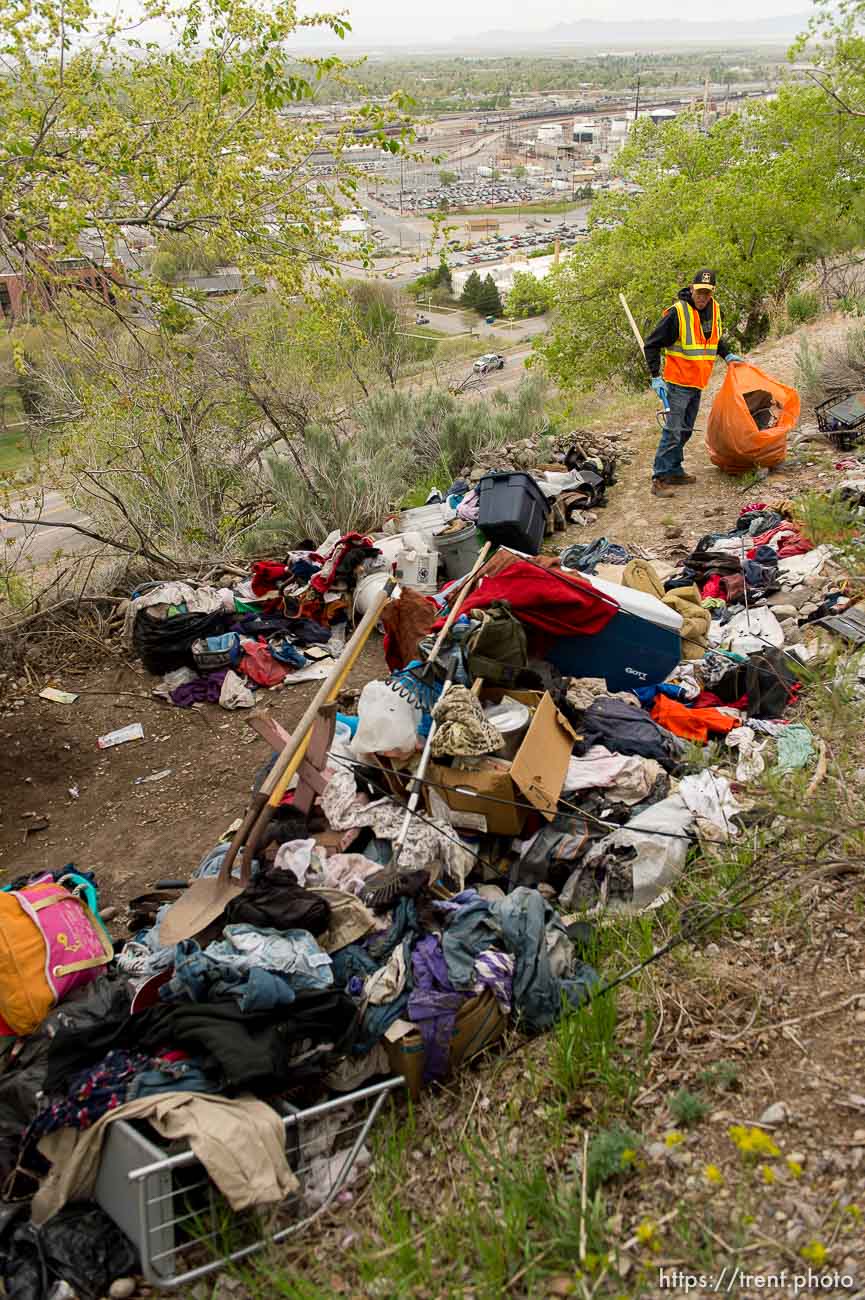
[133,768,173,786]
[39,688,79,705]
[97,723,145,749]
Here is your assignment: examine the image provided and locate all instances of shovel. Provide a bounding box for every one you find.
[159,577,397,945]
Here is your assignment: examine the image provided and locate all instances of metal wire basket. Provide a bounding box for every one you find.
[94,1076,405,1290]
[816,392,865,450]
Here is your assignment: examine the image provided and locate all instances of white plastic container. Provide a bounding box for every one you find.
[484,696,532,760]
[353,572,391,619]
[394,544,438,591]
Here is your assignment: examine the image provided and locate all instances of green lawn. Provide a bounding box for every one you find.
[0,429,47,476]
[447,198,581,217]
[0,390,48,476]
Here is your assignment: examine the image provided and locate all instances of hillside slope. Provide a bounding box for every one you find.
[0,311,863,1300]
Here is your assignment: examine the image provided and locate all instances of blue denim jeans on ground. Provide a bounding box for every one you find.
[652,382,702,479]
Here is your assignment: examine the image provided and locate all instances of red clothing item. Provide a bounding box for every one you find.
[381,586,436,671]
[700,575,725,601]
[693,690,747,711]
[239,639,289,688]
[651,694,739,742]
[251,560,289,597]
[438,559,617,651]
[310,532,375,595]
[693,690,725,709]
[747,523,812,561]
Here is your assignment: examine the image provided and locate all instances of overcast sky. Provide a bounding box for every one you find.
[300,0,808,42]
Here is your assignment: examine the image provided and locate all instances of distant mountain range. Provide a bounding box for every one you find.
[469,14,810,46]
[294,13,811,52]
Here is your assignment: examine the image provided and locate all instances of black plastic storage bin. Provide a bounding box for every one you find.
[476,472,551,554]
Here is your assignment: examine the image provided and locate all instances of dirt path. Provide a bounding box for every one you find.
[0,643,386,913]
[554,313,853,562]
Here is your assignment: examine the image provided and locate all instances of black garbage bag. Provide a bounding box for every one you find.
[2,1202,138,1300]
[133,607,230,675]
[712,648,800,719]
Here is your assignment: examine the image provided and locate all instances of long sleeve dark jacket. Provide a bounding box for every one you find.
[643,286,732,378]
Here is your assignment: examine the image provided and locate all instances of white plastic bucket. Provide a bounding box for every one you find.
[353,572,391,619]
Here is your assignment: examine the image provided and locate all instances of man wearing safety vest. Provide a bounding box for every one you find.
[644,269,742,498]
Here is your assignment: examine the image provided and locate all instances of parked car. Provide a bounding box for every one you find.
[473,353,505,373]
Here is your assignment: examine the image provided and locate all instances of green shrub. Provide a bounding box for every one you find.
[698,1061,741,1093]
[584,1124,643,1195]
[247,376,548,547]
[669,1088,710,1127]
[837,293,865,317]
[787,291,821,324]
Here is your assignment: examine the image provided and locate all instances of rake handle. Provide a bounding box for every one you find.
[237,578,397,874]
[427,540,492,664]
[218,578,396,883]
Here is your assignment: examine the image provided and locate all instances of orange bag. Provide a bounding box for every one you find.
[0,878,113,1035]
[706,362,800,473]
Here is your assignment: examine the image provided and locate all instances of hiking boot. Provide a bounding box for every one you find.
[651,477,676,498]
[668,471,697,484]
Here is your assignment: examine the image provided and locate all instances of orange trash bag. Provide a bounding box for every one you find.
[706,361,800,473]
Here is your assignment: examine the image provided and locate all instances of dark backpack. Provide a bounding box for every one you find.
[465,601,528,686]
[714,648,800,718]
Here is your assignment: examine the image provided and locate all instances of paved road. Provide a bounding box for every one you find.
[403,342,538,398]
[0,489,94,565]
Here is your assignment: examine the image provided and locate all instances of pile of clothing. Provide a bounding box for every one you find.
[7,475,858,1287]
[126,531,386,710]
[357,493,859,925]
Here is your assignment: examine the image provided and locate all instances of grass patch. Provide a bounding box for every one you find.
[0,410,48,477]
[447,199,581,217]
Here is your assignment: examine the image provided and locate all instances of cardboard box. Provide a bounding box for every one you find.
[384,990,507,1100]
[425,690,578,836]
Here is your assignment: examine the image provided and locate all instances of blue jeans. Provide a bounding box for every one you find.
[652,382,702,479]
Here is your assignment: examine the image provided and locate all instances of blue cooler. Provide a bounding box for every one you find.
[545,575,683,691]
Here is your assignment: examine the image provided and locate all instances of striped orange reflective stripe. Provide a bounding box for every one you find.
[662,299,721,389]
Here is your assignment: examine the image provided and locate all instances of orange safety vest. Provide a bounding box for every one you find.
[662,298,721,390]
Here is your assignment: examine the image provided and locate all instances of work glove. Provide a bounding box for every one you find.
[651,376,670,410]
[725,353,744,363]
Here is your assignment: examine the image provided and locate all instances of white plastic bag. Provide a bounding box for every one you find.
[350,680,420,757]
[219,669,255,710]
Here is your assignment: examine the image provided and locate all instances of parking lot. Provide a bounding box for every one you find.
[446,219,587,267]
[369,173,589,213]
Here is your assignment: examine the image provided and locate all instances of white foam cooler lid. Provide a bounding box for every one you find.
[585,573,684,633]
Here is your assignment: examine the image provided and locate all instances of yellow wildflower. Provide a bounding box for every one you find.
[664,1130,685,1148]
[620,1148,637,1168]
[760,1164,776,1185]
[636,1219,661,1252]
[786,1159,803,1179]
[704,1164,724,1186]
[800,1241,828,1268]
[728,1125,781,1159]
